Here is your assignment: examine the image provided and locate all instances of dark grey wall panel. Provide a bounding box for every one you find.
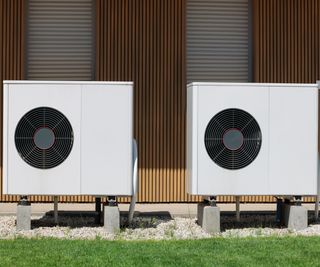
[187,0,249,83]
[26,0,94,80]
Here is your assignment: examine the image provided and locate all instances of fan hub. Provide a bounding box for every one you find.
[223,129,243,151]
[34,127,55,150]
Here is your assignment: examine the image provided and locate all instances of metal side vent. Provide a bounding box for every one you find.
[204,108,262,170]
[15,107,74,169]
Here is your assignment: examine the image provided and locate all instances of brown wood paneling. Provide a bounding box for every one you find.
[96,0,197,203]
[253,0,320,83]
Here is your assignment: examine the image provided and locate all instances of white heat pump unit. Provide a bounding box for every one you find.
[3,81,133,196]
[187,83,319,196]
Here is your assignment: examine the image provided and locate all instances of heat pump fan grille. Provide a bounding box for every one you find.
[15,107,73,169]
[204,108,262,170]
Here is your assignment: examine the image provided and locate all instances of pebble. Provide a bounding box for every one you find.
[0,214,319,240]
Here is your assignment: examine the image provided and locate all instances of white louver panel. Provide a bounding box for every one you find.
[27,0,94,80]
[187,0,249,83]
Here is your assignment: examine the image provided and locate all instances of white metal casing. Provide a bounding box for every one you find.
[187,83,319,196]
[3,81,133,196]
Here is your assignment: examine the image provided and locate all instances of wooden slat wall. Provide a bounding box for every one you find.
[96,0,200,203]
[253,0,320,83]
[252,0,320,203]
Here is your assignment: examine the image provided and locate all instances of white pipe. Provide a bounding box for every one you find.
[53,196,58,224]
[128,139,138,224]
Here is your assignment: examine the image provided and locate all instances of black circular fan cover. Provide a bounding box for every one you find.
[15,107,74,169]
[204,108,262,170]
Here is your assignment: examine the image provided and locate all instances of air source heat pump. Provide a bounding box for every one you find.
[3,81,133,196]
[187,83,319,196]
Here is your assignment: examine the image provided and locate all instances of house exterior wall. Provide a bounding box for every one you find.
[0,0,319,203]
[253,0,320,83]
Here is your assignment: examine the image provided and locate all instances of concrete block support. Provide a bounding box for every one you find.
[197,203,220,234]
[103,205,120,234]
[16,204,31,231]
[283,204,308,230]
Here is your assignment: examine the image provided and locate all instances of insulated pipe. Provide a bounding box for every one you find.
[128,139,138,224]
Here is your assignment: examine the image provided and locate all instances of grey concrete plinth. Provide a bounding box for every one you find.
[283,204,308,230]
[103,205,120,234]
[197,203,220,234]
[16,204,31,231]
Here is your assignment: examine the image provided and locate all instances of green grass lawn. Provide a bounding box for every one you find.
[0,237,319,267]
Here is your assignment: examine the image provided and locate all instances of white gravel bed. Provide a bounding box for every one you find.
[0,215,319,240]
